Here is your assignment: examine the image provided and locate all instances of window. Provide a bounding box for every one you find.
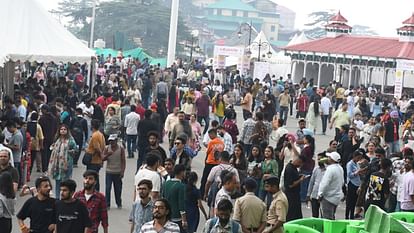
[243,11,248,17]
[217,9,222,15]
[232,10,237,16]
[271,25,276,32]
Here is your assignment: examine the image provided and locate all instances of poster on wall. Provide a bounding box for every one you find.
[395,60,414,98]
[253,62,270,81]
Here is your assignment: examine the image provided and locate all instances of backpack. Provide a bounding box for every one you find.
[70,116,84,140]
[207,217,240,233]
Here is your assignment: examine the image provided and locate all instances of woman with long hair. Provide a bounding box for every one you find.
[186,172,208,233]
[306,99,321,133]
[247,145,263,196]
[104,106,121,142]
[48,124,77,198]
[0,173,15,233]
[189,114,202,154]
[230,144,248,185]
[259,146,278,208]
[212,93,225,124]
[299,134,316,202]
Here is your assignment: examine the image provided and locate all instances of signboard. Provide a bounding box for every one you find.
[253,62,270,81]
[213,46,245,71]
[237,56,250,73]
[395,60,414,98]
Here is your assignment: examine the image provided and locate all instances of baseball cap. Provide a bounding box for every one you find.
[326,152,341,162]
[108,134,118,141]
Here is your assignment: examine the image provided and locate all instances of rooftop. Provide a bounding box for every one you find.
[206,0,258,12]
[329,11,348,23]
[284,35,414,60]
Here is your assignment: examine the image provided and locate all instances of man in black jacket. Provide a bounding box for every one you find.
[137,110,158,170]
[70,108,88,167]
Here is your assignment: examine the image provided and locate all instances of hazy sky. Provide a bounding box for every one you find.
[39,0,413,37]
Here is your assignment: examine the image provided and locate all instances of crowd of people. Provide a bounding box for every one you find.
[0,53,414,233]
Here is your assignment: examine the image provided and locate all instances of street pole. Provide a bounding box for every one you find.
[89,0,97,48]
[167,0,180,67]
[258,39,261,62]
[189,35,194,64]
[248,20,252,45]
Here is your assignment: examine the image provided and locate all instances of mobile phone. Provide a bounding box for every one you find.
[304,175,311,179]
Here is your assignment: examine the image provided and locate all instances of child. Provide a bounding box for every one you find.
[353,113,364,136]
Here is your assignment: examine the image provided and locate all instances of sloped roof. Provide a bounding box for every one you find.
[403,13,414,25]
[330,11,348,23]
[284,34,414,60]
[206,0,258,12]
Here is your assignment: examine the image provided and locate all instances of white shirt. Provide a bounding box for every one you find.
[134,167,162,201]
[78,102,94,121]
[320,97,332,115]
[318,163,344,205]
[124,112,140,135]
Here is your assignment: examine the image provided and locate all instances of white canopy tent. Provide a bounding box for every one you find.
[287,31,311,46]
[0,0,95,66]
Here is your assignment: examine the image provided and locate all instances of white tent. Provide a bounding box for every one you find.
[247,31,278,61]
[0,0,95,67]
[287,31,311,46]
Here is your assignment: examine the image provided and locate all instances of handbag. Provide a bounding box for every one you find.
[82,152,93,166]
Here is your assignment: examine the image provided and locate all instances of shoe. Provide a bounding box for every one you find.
[117,205,122,209]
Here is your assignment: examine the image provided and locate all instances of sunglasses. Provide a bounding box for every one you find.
[174,142,181,145]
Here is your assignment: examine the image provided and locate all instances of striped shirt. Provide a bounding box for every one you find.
[139,220,180,233]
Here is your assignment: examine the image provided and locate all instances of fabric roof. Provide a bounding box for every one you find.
[94,48,167,67]
[284,34,414,60]
[206,0,258,12]
[0,0,95,67]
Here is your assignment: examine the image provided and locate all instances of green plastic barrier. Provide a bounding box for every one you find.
[287,218,324,232]
[389,212,414,223]
[284,224,320,233]
[323,219,351,233]
[346,224,365,233]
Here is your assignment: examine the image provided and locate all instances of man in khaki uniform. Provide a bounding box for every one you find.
[233,178,267,233]
[263,176,288,233]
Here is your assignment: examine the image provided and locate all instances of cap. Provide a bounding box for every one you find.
[108,134,118,141]
[390,110,399,119]
[264,176,279,186]
[326,152,341,162]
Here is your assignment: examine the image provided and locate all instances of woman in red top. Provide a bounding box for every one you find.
[299,134,315,202]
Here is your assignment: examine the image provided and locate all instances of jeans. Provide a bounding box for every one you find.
[86,164,101,191]
[300,170,312,202]
[279,106,289,125]
[345,182,359,219]
[14,162,21,187]
[197,115,210,135]
[321,198,337,220]
[386,141,400,156]
[105,173,123,207]
[200,164,218,196]
[216,116,224,125]
[387,193,398,213]
[259,189,272,209]
[126,134,137,158]
[73,140,83,165]
[321,115,329,134]
[243,144,252,158]
[30,150,42,173]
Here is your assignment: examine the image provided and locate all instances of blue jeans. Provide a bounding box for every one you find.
[105,173,123,207]
[300,170,312,202]
[126,134,137,158]
[321,115,329,133]
[197,115,210,135]
[14,162,21,186]
[386,141,400,156]
[280,106,289,125]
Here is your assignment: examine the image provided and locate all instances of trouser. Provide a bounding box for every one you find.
[321,115,329,133]
[243,144,252,158]
[73,139,83,165]
[345,182,359,219]
[197,115,210,135]
[137,145,146,171]
[386,141,400,156]
[279,106,289,125]
[321,198,337,220]
[41,146,52,173]
[335,98,343,110]
[30,150,42,173]
[387,193,398,213]
[311,198,320,218]
[300,170,312,202]
[298,111,306,119]
[126,134,137,158]
[86,164,101,191]
[0,217,12,233]
[242,109,251,121]
[200,163,218,196]
[14,162,22,187]
[290,98,294,116]
[105,173,123,207]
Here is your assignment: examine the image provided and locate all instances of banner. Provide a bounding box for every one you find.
[395,60,414,98]
[213,46,244,57]
[253,62,270,81]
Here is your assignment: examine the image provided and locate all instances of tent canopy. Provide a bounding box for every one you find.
[0,0,95,67]
[94,48,167,67]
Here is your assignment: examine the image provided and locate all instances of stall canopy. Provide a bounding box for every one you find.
[0,0,95,67]
[94,48,167,67]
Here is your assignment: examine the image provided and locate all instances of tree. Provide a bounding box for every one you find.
[303,10,336,39]
[352,25,378,36]
[56,0,191,57]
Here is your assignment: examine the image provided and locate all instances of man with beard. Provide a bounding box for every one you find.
[144,131,167,163]
[17,177,56,233]
[137,110,158,169]
[203,199,241,233]
[140,199,180,233]
[263,176,288,233]
[170,111,194,149]
[130,179,154,233]
[55,179,92,233]
[74,170,108,233]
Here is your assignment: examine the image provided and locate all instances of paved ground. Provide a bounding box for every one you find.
[12,106,346,232]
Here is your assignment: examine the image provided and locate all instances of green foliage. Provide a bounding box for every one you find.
[57,0,191,56]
